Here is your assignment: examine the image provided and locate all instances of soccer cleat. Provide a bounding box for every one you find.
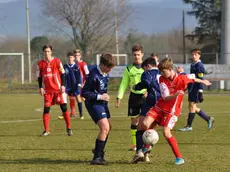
[91,157,107,165]
[80,116,84,120]
[41,131,50,136]
[70,114,76,118]
[142,145,152,155]
[128,145,136,151]
[208,117,215,130]
[175,158,185,165]
[67,128,73,136]
[143,153,150,162]
[178,126,193,132]
[130,150,144,164]
[58,115,64,120]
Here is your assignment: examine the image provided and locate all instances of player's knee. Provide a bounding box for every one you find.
[43,107,50,114]
[60,104,67,112]
[163,128,171,139]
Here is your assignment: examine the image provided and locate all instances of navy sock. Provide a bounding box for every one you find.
[187,113,196,127]
[78,103,82,116]
[197,110,210,122]
[94,139,105,159]
[136,130,144,153]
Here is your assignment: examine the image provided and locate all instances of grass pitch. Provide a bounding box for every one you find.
[0,93,229,172]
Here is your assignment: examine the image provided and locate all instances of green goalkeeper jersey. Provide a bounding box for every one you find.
[117,64,146,99]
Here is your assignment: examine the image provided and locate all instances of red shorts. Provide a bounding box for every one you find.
[44,92,67,107]
[146,107,178,129]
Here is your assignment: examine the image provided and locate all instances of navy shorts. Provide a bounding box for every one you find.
[128,92,144,117]
[85,102,110,124]
[140,102,154,116]
[66,91,80,97]
[188,89,199,103]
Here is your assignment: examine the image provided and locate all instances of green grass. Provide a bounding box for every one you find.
[0,93,229,172]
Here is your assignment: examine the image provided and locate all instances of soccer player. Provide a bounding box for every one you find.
[132,57,161,162]
[151,52,159,66]
[131,58,211,165]
[82,53,115,165]
[115,44,146,151]
[73,49,89,119]
[179,49,214,132]
[37,45,72,136]
[59,52,82,118]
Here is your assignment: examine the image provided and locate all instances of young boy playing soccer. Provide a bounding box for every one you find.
[115,44,146,151]
[179,49,214,131]
[132,57,161,162]
[37,45,72,136]
[82,53,115,165]
[131,58,211,165]
[58,52,82,119]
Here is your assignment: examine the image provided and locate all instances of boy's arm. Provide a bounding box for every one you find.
[194,78,211,86]
[117,68,129,99]
[134,72,150,90]
[81,74,98,101]
[36,64,44,96]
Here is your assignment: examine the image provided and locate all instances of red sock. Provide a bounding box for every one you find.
[43,113,50,131]
[167,136,182,158]
[63,111,71,129]
[69,96,76,115]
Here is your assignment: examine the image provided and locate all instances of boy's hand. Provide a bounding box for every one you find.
[115,98,120,108]
[60,86,65,93]
[101,93,110,102]
[40,88,45,96]
[203,80,212,86]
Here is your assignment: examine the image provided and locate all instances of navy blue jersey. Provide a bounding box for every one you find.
[82,66,109,102]
[135,68,161,105]
[188,60,204,92]
[64,63,82,92]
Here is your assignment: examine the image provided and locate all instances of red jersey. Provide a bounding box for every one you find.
[37,57,65,93]
[155,73,195,116]
[77,60,89,83]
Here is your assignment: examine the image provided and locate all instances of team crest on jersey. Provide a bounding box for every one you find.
[47,68,51,72]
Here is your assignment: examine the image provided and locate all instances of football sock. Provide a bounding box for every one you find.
[69,96,75,115]
[94,139,105,159]
[63,111,71,129]
[43,113,50,131]
[131,125,137,146]
[197,110,210,121]
[187,112,196,127]
[136,130,144,152]
[167,136,182,158]
[78,102,83,116]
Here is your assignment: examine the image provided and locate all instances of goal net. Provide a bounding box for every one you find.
[96,54,128,66]
[0,53,24,89]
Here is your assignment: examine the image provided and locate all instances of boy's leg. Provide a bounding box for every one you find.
[69,95,76,117]
[60,103,72,136]
[179,101,195,131]
[130,117,138,151]
[76,95,83,119]
[196,109,215,130]
[41,106,51,136]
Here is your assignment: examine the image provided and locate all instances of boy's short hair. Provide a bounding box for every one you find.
[73,49,82,54]
[132,44,143,53]
[42,45,52,51]
[67,52,74,57]
[191,49,201,55]
[141,57,157,68]
[151,52,158,57]
[158,58,174,72]
[100,53,116,68]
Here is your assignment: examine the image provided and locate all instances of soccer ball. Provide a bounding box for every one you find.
[142,129,159,145]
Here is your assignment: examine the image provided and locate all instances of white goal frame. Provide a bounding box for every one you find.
[0,53,24,84]
[96,54,128,65]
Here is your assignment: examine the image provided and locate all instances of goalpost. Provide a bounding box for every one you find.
[0,53,24,84]
[96,54,128,65]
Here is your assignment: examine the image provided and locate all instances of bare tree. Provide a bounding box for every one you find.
[39,0,131,57]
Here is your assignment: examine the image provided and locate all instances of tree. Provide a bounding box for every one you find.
[31,36,49,55]
[183,0,221,46]
[39,0,131,58]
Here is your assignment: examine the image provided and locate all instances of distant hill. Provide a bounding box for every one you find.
[0,0,197,37]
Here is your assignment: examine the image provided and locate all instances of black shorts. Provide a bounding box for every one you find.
[128,92,144,118]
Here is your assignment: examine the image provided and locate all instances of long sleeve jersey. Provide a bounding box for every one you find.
[135,68,161,105]
[64,63,82,92]
[117,64,146,99]
[82,66,109,103]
